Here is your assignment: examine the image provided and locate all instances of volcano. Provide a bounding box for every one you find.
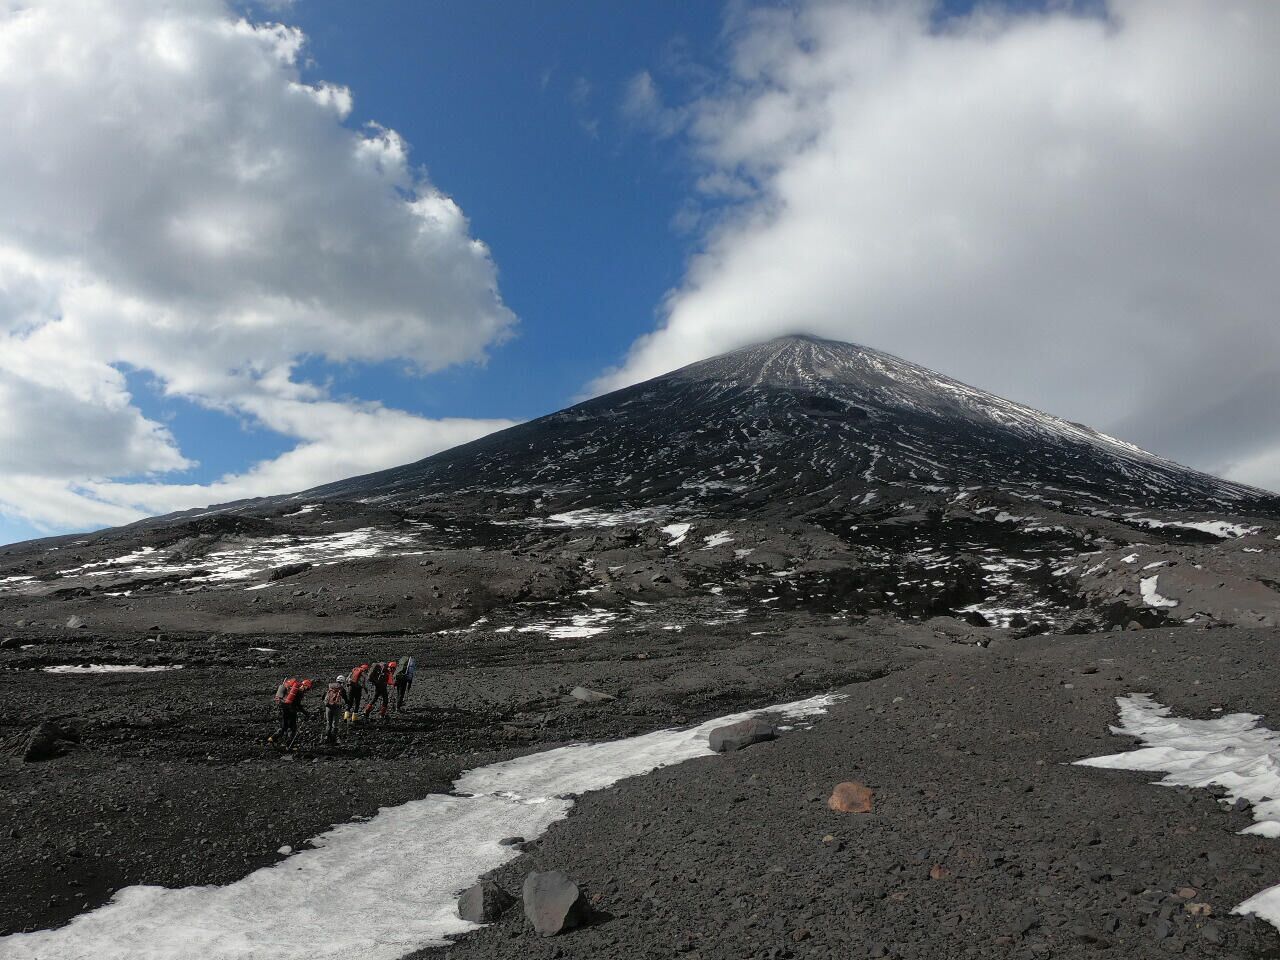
[4,337,1280,959]
[3,334,1278,636]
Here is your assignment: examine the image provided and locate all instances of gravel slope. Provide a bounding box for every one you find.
[0,612,913,936]
[417,626,1280,960]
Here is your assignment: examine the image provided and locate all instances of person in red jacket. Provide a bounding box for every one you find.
[345,663,370,721]
[269,678,313,748]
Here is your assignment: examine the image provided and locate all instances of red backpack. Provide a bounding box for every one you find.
[325,682,344,707]
[275,678,296,704]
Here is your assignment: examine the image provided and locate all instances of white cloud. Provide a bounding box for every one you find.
[82,401,518,518]
[0,0,516,533]
[600,0,1280,492]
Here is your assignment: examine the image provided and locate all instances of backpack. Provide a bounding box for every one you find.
[351,664,368,685]
[283,680,304,706]
[369,663,386,684]
[393,660,408,682]
[325,682,344,707]
[275,679,295,704]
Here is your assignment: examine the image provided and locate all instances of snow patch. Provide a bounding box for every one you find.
[47,528,424,589]
[1139,575,1178,608]
[1076,694,1280,933]
[1127,517,1261,539]
[662,523,692,546]
[547,508,664,528]
[517,609,617,640]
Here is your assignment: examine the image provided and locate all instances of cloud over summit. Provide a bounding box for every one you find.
[603,0,1280,491]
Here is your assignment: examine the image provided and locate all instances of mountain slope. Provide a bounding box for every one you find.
[2,335,1278,638]
[309,335,1272,515]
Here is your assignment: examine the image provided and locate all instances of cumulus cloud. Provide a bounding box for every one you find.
[600,0,1280,491]
[0,0,515,532]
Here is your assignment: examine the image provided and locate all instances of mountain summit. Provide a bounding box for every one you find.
[314,334,1271,515]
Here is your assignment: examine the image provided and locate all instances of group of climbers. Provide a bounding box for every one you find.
[269,655,417,748]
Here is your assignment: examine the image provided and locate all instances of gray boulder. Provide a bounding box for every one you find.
[523,869,589,936]
[458,879,514,924]
[267,562,312,583]
[709,717,776,752]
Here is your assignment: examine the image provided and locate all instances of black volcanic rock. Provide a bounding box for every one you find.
[709,717,776,752]
[21,721,79,762]
[458,880,515,924]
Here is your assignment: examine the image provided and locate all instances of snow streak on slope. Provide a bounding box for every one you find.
[1076,694,1280,931]
[0,528,425,595]
[0,694,842,960]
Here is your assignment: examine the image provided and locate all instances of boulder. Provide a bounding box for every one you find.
[828,781,874,814]
[22,721,80,762]
[709,717,775,753]
[568,686,614,704]
[458,880,515,924]
[523,869,589,937]
[267,562,312,583]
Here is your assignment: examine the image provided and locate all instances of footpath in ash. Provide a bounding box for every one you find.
[419,626,1280,960]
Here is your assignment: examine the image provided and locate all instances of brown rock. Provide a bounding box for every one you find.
[828,781,874,814]
[929,863,952,880]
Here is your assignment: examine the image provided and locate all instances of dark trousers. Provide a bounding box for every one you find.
[365,682,388,716]
[394,678,408,709]
[347,682,363,714]
[324,704,341,744]
[274,704,298,743]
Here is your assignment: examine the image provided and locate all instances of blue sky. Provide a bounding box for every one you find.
[0,0,730,544]
[3,1,1279,545]
[275,1,720,417]
[132,2,723,475]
